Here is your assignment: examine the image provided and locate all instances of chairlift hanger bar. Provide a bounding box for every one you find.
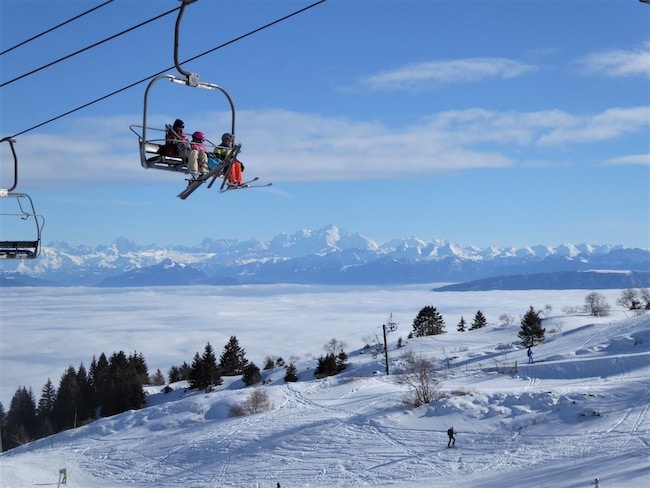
[175,0,200,85]
[0,137,19,193]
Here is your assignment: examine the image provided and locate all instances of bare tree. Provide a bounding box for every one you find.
[149,369,165,386]
[498,313,515,326]
[324,338,346,355]
[584,292,611,317]
[400,353,440,407]
[616,288,642,310]
[641,288,650,310]
[230,389,273,416]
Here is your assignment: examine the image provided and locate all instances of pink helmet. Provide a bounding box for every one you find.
[192,131,205,142]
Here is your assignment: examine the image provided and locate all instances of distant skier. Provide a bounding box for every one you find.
[59,468,67,484]
[591,478,600,487]
[527,347,534,364]
[447,427,456,447]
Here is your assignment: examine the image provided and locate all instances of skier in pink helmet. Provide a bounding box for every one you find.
[188,131,209,176]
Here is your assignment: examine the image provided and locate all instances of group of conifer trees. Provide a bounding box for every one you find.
[177,336,262,390]
[0,351,147,451]
[410,305,546,346]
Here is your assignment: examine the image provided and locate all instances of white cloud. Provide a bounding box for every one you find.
[576,43,650,78]
[9,105,648,189]
[604,153,650,166]
[359,57,538,91]
[537,106,650,145]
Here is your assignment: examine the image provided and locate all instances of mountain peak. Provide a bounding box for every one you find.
[1,226,646,287]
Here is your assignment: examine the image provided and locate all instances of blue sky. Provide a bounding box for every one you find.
[1,0,649,249]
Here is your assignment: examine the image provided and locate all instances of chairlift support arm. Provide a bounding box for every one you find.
[174,0,199,85]
[0,136,19,193]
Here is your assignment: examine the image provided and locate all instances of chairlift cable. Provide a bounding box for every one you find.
[10,70,168,138]
[9,0,329,139]
[0,0,115,57]
[182,0,328,65]
[0,6,182,89]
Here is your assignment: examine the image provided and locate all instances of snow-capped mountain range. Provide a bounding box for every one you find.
[1,225,649,288]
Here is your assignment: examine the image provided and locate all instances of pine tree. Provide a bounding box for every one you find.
[188,352,204,390]
[220,336,248,376]
[168,361,191,383]
[242,363,261,386]
[263,357,276,370]
[284,362,298,382]
[0,402,6,428]
[36,379,57,438]
[5,386,37,449]
[128,352,149,386]
[37,379,56,419]
[457,317,467,332]
[101,351,128,417]
[89,353,109,416]
[201,343,222,388]
[76,363,94,423]
[470,310,488,330]
[337,351,348,371]
[518,306,546,347]
[314,352,347,379]
[412,306,446,337]
[0,401,6,451]
[314,353,338,378]
[52,366,82,431]
[189,344,225,391]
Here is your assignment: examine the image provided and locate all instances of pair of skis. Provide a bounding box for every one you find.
[219,177,272,193]
[176,145,271,200]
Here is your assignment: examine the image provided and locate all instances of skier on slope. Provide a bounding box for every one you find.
[447,427,456,447]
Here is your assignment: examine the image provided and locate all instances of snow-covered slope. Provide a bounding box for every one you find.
[2,311,648,488]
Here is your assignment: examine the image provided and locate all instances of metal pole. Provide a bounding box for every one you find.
[383,323,390,375]
[382,314,397,375]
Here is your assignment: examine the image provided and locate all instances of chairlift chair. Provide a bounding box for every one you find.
[0,191,44,259]
[129,74,236,174]
[0,137,45,259]
[130,0,236,176]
